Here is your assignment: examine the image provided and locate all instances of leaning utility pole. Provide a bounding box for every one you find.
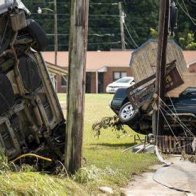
[152,0,169,138]
[65,0,89,174]
[119,2,126,50]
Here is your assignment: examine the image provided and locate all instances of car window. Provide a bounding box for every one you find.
[113,88,128,99]
[181,88,196,97]
[115,78,133,83]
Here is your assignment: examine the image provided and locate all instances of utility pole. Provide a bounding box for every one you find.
[54,0,58,67]
[152,0,169,139]
[65,0,89,174]
[118,2,126,50]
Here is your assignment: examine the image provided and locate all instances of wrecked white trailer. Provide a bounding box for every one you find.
[0,1,65,169]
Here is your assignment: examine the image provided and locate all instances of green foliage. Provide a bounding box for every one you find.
[150,28,158,38]
[0,172,87,195]
[179,32,196,50]
[73,165,102,183]
[0,150,10,173]
[0,94,158,194]
[22,0,195,51]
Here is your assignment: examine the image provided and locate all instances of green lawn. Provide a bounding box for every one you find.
[59,94,157,193]
[0,94,157,195]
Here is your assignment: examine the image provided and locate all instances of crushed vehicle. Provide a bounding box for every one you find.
[0,1,65,169]
[110,61,196,136]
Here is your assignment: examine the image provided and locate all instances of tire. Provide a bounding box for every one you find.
[118,102,139,123]
[25,19,48,51]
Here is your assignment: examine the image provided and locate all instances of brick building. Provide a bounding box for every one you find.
[42,51,133,93]
[42,50,196,93]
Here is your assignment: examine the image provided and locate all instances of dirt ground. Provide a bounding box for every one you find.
[121,156,196,196]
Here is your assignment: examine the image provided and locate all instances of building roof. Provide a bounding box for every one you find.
[183,51,196,66]
[42,50,196,71]
[42,51,132,72]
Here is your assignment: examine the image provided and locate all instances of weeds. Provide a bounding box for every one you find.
[0,150,10,173]
[73,165,102,183]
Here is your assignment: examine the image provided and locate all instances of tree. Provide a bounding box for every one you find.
[179,32,196,50]
[22,0,195,51]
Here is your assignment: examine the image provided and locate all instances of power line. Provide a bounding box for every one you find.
[177,0,196,25]
[32,13,120,17]
[124,35,133,48]
[124,22,138,48]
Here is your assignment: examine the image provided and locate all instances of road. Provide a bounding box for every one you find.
[121,156,196,196]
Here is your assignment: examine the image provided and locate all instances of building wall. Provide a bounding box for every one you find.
[91,72,96,93]
[56,67,132,93]
[103,67,132,93]
[56,75,67,93]
[188,62,196,73]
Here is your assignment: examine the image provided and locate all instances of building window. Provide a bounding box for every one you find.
[113,71,127,81]
[61,75,67,86]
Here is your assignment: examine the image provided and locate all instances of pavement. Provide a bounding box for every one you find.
[121,156,196,196]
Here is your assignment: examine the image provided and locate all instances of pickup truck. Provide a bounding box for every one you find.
[110,63,196,136]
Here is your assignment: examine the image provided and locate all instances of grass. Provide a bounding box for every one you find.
[0,94,158,195]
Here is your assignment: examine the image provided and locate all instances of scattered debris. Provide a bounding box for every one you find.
[181,151,196,163]
[99,186,114,194]
[92,116,127,137]
[192,137,196,153]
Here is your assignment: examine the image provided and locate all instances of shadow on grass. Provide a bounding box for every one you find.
[89,142,137,148]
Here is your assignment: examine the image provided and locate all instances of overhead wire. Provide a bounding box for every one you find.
[159,97,195,137]
[124,34,134,48]
[159,107,180,143]
[160,105,189,137]
[160,101,194,137]
[177,0,196,25]
[154,99,195,162]
[181,0,196,21]
[169,96,187,136]
[124,22,139,48]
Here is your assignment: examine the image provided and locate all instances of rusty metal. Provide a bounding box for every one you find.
[157,135,194,154]
[10,10,27,31]
[127,61,183,109]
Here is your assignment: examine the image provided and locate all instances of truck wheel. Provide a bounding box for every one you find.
[25,19,48,51]
[119,102,138,123]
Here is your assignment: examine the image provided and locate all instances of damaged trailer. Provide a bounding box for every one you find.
[0,1,65,168]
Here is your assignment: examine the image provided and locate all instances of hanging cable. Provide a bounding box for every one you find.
[159,98,195,137]
[159,107,180,143]
[160,105,189,137]
[160,102,195,137]
[181,0,196,21]
[158,95,195,136]
[177,0,196,25]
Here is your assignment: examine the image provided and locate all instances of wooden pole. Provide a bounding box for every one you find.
[65,0,89,174]
[119,2,126,50]
[152,0,169,139]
